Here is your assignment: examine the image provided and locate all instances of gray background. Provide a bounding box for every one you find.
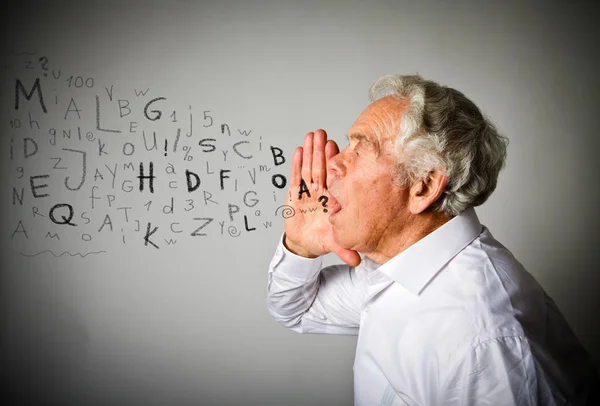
[1,0,598,405]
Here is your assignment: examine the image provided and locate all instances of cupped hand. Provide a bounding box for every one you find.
[283,129,361,267]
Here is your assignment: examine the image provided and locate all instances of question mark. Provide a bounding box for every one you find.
[38,56,49,75]
[318,195,329,213]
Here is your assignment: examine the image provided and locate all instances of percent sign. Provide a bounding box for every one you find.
[182,146,194,161]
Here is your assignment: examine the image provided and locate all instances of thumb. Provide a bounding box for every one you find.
[334,247,361,267]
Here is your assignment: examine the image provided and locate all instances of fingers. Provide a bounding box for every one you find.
[335,247,362,267]
[301,133,313,186]
[312,130,327,191]
[301,130,331,191]
[291,146,303,187]
[325,139,340,160]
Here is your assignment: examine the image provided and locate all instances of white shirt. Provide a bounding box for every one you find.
[266,208,599,405]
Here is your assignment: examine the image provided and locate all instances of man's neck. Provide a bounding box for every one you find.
[364,212,453,265]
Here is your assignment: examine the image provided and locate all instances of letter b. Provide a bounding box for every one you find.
[270,146,285,166]
[118,99,131,117]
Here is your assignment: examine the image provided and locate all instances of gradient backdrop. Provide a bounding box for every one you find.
[1,0,598,405]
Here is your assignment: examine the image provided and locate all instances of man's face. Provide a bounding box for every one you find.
[327,96,411,255]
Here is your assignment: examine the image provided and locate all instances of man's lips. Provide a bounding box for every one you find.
[327,181,343,216]
[327,194,342,215]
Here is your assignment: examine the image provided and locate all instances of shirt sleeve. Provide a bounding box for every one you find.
[439,335,538,406]
[266,233,366,335]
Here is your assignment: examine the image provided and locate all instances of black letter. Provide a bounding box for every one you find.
[96,95,122,133]
[143,97,166,121]
[220,169,231,190]
[270,146,285,166]
[49,203,76,226]
[244,215,256,232]
[30,175,50,198]
[15,78,47,113]
[144,222,159,248]
[191,218,213,236]
[228,204,240,222]
[298,178,311,199]
[186,170,201,192]
[233,141,252,159]
[199,138,216,152]
[138,162,155,193]
[63,148,87,191]
[271,174,287,189]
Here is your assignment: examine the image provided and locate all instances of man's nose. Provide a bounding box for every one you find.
[327,152,347,181]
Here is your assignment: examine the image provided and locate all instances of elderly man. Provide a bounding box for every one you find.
[266,74,598,405]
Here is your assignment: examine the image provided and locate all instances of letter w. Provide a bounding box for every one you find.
[134,88,150,97]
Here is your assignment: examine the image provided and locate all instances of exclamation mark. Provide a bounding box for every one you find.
[173,128,180,152]
[164,139,168,156]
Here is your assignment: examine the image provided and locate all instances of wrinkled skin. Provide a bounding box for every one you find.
[284,96,450,266]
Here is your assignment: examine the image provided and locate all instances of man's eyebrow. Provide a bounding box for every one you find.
[348,133,370,143]
[348,133,380,155]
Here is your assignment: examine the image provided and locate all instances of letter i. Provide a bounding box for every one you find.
[121,228,126,244]
[10,138,13,160]
[273,190,276,202]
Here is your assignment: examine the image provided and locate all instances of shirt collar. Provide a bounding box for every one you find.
[374,207,483,296]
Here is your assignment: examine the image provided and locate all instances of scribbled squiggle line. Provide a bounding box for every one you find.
[20,250,107,258]
[7,50,36,55]
[228,226,241,237]
[275,205,296,219]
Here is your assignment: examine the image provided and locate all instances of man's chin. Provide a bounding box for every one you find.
[331,226,354,249]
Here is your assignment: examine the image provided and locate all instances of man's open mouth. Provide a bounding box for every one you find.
[327,195,342,215]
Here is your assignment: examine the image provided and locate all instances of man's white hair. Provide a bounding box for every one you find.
[369,74,508,216]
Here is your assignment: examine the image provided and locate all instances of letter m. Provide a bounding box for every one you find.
[15,78,47,113]
[45,232,60,240]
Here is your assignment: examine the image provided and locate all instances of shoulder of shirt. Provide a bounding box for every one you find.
[412,227,543,354]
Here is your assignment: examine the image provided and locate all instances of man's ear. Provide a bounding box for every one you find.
[408,169,448,214]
